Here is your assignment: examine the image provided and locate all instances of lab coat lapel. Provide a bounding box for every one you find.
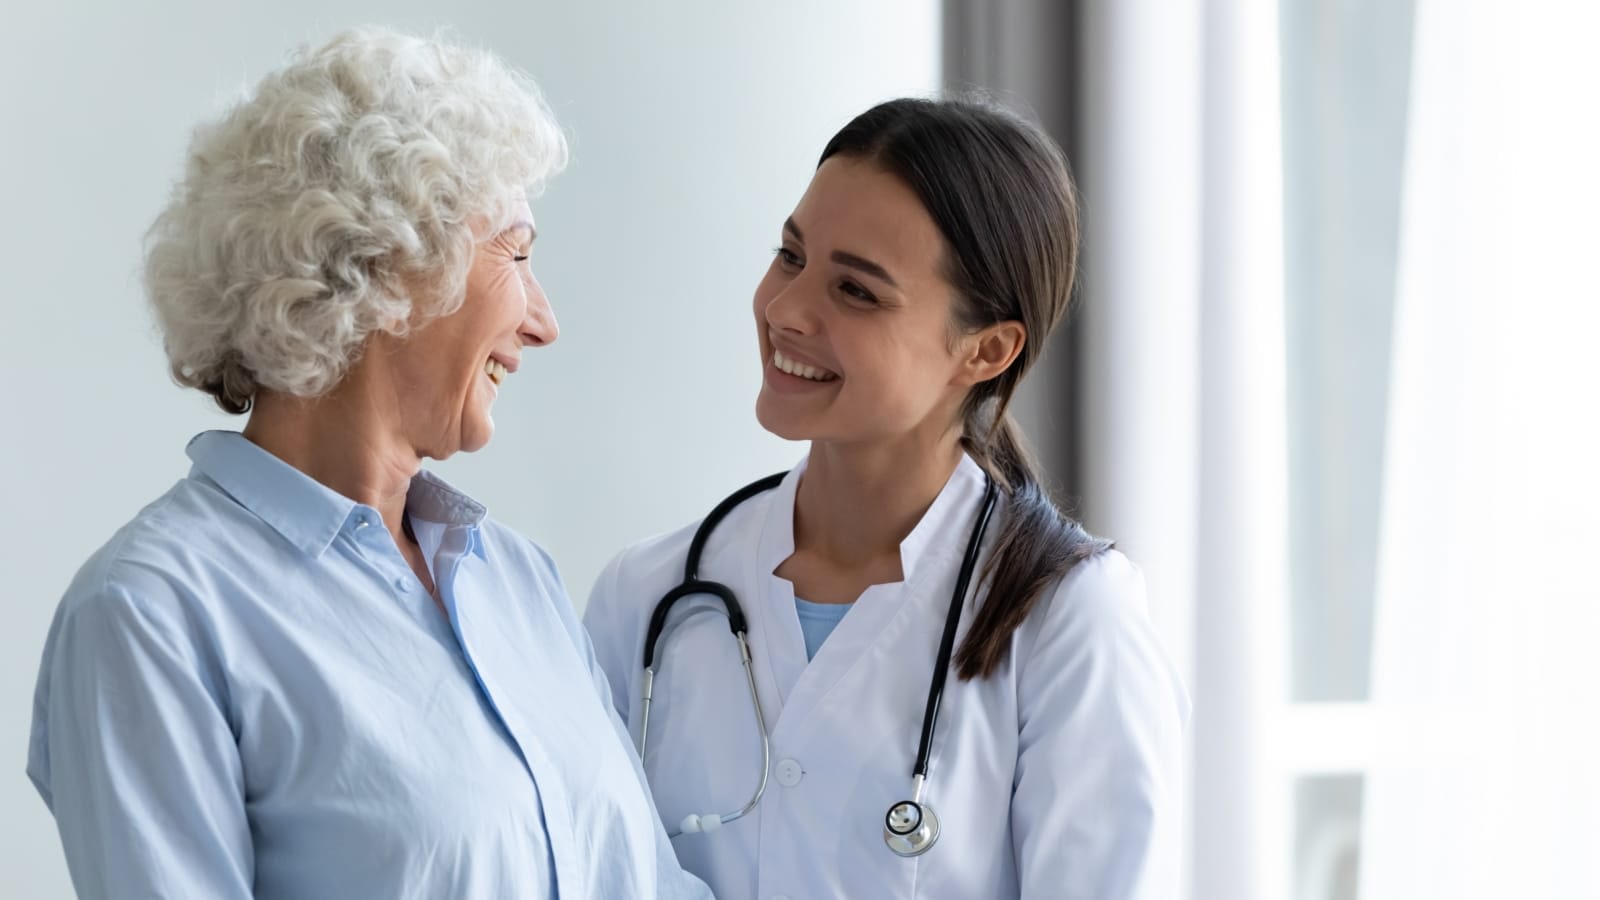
[759,456,989,746]
[748,464,809,710]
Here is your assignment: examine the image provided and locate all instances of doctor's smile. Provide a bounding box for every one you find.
[767,347,841,385]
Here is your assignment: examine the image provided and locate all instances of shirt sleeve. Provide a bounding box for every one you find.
[533,544,713,900]
[585,629,715,900]
[582,548,639,722]
[27,576,253,899]
[1010,551,1190,900]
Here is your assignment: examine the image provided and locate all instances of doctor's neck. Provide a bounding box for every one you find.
[793,430,966,570]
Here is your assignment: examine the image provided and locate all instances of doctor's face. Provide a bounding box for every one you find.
[754,157,971,447]
[378,198,559,459]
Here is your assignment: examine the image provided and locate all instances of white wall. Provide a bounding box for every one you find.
[0,2,938,895]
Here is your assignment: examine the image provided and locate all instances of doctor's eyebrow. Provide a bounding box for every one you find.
[782,217,900,288]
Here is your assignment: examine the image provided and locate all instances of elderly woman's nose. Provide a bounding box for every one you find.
[522,276,558,347]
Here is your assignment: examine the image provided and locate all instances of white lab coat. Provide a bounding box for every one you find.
[584,455,1189,900]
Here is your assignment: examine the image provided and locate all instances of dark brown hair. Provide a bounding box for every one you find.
[820,97,1111,680]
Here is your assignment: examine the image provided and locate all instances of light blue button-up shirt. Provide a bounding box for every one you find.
[27,431,710,900]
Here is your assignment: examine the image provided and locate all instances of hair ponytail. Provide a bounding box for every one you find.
[956,411,1111,680]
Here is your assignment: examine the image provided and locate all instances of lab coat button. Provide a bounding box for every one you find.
[775,758,803,787]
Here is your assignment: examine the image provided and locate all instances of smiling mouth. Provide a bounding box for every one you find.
[485,358,508,386]
[772,349,839,382]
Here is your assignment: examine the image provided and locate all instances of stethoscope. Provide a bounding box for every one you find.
[638,470,998,858]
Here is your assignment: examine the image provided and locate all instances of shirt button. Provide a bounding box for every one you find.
[774,758,803,787]
[393,576,409,591]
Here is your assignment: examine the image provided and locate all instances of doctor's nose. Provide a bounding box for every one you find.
[522,275,559,347]
[761,282,818,336]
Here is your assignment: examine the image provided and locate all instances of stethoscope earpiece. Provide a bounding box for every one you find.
[883,798,940,857]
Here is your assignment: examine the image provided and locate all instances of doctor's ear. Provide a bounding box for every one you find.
[955,320,1026,387]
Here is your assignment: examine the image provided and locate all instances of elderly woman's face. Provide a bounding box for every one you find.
[383,198,557,458]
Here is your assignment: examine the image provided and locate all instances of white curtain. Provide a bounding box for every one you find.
[1360,2,1600,897]
[1076,2,1286,898]
[1073,0,1205,888]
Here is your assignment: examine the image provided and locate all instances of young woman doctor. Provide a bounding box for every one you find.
[584,98,1189,899]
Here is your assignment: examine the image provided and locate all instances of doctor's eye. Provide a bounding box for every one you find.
[839,279,878,304]
[773,246,803,269]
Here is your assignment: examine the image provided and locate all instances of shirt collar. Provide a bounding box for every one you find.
[406,469,489,561]
[185,431,488,558]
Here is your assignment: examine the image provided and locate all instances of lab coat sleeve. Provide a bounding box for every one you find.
[582,548,639,722]
[27,577,253,899]
[1010,551,1189,900]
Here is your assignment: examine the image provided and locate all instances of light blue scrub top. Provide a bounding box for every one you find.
[794,598,853,660]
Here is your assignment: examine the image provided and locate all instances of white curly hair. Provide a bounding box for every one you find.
[144,26,568,413]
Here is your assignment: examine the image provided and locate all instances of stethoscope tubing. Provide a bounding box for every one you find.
[911,477,998,780]
[639,469,997,851]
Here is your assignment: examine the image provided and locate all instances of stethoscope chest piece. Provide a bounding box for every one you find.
[883,799,940,857]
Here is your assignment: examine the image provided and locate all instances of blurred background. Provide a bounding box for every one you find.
[2,1,1595,898]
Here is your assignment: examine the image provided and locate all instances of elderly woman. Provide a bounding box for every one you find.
[25,28,709,900]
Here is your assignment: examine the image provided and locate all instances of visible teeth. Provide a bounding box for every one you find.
[485,359,507,385]
[773,350,836,382]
